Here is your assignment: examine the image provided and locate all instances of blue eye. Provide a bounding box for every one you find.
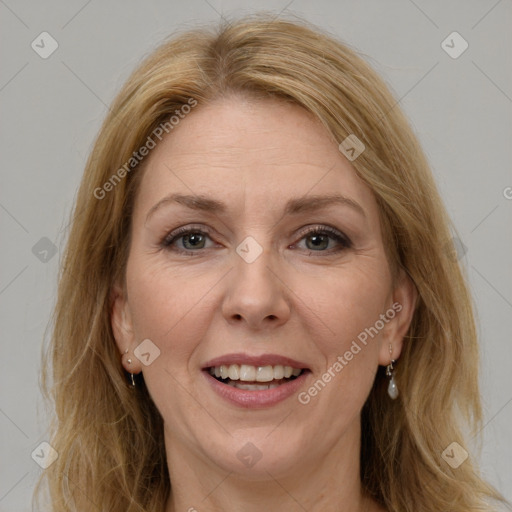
[162,228,214,252]
[296,226,351,253]
[161,225,351,255]
[180,232,207,250]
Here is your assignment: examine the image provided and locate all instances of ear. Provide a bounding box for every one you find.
[110,282,142,373]
[378,269,418,366]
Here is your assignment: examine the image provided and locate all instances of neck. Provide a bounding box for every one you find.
[163,420,380,512]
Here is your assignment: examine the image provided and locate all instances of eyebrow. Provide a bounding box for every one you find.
[145,192,366,222]
[284,194,366,218]
[146,193,226,222]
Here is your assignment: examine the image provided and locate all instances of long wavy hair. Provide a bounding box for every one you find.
[35,14,508,512]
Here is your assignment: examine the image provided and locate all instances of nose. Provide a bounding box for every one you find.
[221,250,291,330]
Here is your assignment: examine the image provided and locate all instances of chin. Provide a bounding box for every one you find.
[193,429,305,479]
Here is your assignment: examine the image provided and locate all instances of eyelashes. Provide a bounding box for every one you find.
[161,225,217,252]
[161,224,352,256]
[293,225,352,252]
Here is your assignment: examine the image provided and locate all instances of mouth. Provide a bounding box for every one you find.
[206,364,306,390]
[201,355,311,408]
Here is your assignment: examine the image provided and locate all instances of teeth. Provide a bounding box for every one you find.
[228,364,240,380]
[256,365,274,382]
[208,364,303,382]
[239,364,256,381]
[220,365,229,379]
[229,382,281,390]
[273,365,284,379]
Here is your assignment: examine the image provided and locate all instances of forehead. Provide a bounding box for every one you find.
[134,97,379,220]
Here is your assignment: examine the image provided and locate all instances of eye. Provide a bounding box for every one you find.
[293,226,351,253]
[181,232,208,250]
[161,226,216,253]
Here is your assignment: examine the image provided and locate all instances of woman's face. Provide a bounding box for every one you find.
[112,96,415,479]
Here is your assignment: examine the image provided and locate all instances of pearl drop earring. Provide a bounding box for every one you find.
[386,343,398,400]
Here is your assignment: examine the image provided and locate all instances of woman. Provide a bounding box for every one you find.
[36,15,509,512]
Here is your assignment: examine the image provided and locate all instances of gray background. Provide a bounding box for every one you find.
[1,0,511,509]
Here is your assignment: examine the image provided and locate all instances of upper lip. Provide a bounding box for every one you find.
[202,353,310,370]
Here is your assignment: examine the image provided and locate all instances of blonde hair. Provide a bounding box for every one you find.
[35,14,507,512]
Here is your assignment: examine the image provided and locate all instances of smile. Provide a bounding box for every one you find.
[208,364,303,390]
[202,355,311,408]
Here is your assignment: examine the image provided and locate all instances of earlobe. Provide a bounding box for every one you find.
[378,269,418,365]
[110,284,144,376]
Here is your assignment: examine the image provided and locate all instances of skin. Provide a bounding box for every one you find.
[111,96,417,512]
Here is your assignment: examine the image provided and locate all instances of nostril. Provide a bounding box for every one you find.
[267,315,277,320]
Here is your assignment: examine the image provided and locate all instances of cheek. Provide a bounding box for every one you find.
[124,257,222,430]
[125,256,218,369]
[293,261,390,403]
[298,262,390,351]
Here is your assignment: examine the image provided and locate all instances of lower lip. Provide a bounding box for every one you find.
[202,371,310,408]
